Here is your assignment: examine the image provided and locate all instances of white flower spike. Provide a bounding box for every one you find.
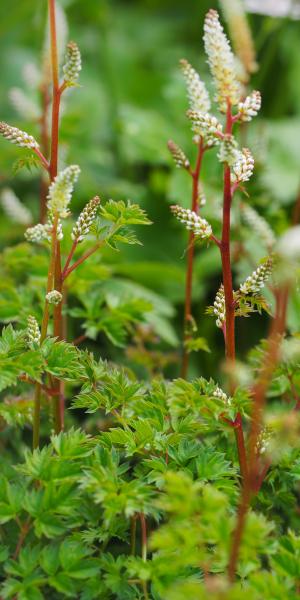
[63,41,82,85]
[213,284,226,329]
[203,9,242,112]
[47,165,80,217]
[231,148,255,183]
[167,140,190,170]
[171,205,212,240]
[27,315,41,348]
[240,257,273,295]
[180,59,211,114]
[0,122,39,150]
[71,196,100,242]
[238,91,261,122]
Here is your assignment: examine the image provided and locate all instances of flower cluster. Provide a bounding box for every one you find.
[219,0,258,77]
[240,257,273,295]
[0,188,32,225]
[187,111,223,146]
[180,59,211,114]
[63,41,82,85]
[25,223,49,243]
[71,196,100,242]
[213,385,231,405]
[238,91,261,122]
[213,284,226,328]
[170,205,212,240]
[47,165,80,217]
[203,9,242,112]
[241,203,276,249]
[27,315,41,348]
[255,427,272,456]
[231,148,255,183]
[218,134,239,166]
[167,140,190,170]
[0,122,39,150]
[46,290,63,305]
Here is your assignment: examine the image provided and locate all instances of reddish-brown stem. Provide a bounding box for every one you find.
[63,241,103,280]
[39,82,51,223]
[228,287,289,582]
[61,240,78,279]
[233,414,249,482]
[33,147,50,173]
[139,513,148,562]
[13,519,31,560]
[48,0,64,433]
[181,138,205,378]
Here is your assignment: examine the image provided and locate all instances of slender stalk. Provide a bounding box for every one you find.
[131,515,137,555]
[228,287,288,581]
[181,138,205,378]
[139,513,147,562]
[63,241,104,280]
[39,82,51,223]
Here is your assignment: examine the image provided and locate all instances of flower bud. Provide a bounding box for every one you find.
[180,59,211,114]
[167,140,190,170]
[63,41,82,85]
[27,315,41,347]
[47,165,80,217]
[46,290,63,305]
[0,122,39,150]
[170,205,212,240]
[240,257,273,295]
[71,196,100,242]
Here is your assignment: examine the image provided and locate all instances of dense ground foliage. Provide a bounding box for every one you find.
[0,1,300,598]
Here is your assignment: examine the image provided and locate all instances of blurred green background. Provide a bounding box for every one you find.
[0,0,300,379]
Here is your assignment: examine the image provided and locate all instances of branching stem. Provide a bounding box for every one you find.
[181,137,205,378]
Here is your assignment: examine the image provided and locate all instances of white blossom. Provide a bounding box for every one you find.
[171,205,212,240]
[203,9,242,112]
[46,290,63,305]
[213,284,226,328]
[187,110,223,146]
[0,122,39,150]
[167,140,190,170]
[63,41,82,84]
[27,315,41,348]
[238,91,261,122]
[231,148,254,182]
[241,203,276,249]
[218,134,239,166]
[71,196,100,242]
[240,257,273,295]
[47,165,80,217]
[180,58,211,113]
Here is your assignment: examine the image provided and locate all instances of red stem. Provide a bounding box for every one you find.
[139,513,148,562]
[181,138,205,378]
[63,241,103,280]
[228,286,289,581]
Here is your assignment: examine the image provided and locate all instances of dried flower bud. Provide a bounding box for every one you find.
[240,257,273,295]
[167,140,190,170]
[180,59,211,113]
[213,284,226,328]
[27,315,41,348]
[63,41,82,84]
[47,165,80,217]
[231,148,254,182]
[0,188,32,225]
[46,290,63,305]
[187,111,223,146]
[171,205,212,240]
[203,9,242,112]
[238,91,261,122]
[241,203,276,249]
[71,196,100,242]
[0,122,39,150]
[218,134,239,166]
[219,0,258,76]
[213,384,231,405]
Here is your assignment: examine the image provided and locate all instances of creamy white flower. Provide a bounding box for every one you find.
[241,203,276,249]
[27,315,41,347]
[213,284,226,328]
[63,41,82,84]
[46,290,63,305]
[238,91,261,122]
[171,205,212,240]
[187,110,223,146]
[71,196,100,242]
[203,9,242,112]
[47,165,80,217]
[180,59,211,113]
[231,148,254,182]
[0,122,39,150]
[240,257,273,295]
[167,140,190,170]
[0,188,32,225]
